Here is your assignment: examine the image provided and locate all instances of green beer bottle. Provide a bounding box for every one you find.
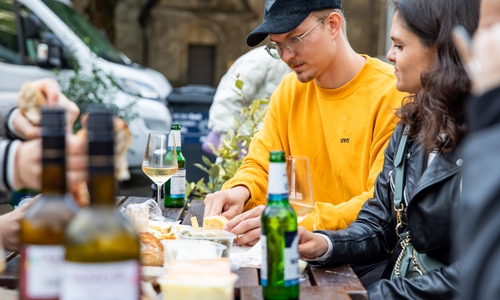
[164,123,186,207]
[261,151,300,300]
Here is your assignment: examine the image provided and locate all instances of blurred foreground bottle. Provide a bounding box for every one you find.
[20,108,78,300]
[61,110,140,300]
[261,151,300,300]
[164,123,186,207]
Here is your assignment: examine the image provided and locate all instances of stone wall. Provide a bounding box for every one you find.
[73,0,389,87]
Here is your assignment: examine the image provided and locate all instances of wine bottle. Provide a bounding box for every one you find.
[164,123,186,207]
[19,108,78,300]
[61,110,140,300]
[261,150,300,300]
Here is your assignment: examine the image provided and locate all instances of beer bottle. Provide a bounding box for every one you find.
[164,123,186,207]
[20,108,78,300]
[261,151,300,300]
[61,110,140,300]
[11,188,38,208]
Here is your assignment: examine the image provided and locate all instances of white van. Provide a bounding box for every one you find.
[0,0,173,168]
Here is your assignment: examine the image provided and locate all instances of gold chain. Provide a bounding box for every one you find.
[393,232,411,278]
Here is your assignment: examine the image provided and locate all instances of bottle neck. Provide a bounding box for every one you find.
[88,141,115,207]
[41,135,66,195]
[173,129,182,149]
[267,161,288,203]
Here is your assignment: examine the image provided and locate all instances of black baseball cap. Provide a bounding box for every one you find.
[246,0,343,47]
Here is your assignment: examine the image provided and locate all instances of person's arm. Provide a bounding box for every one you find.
[367,263,460,300]
[459,23,500,300]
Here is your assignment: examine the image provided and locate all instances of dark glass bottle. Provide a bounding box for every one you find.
[261,151,300,300]
[61,110,140,300]
[164,123,186,207]
[19,108,78,300]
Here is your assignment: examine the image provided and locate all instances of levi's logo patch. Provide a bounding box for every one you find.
[340,138,350,143]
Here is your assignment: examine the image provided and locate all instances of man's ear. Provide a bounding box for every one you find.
[325,12,343,40]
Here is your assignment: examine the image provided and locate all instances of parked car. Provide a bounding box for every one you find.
[0,0,173,167]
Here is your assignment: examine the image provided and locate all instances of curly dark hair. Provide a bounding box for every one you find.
[391,0,479,153]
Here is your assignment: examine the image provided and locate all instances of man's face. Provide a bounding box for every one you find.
[269,16,330,83]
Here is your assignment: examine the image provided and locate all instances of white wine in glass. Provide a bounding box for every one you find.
[142,132,178,206]
[286,156,315,224]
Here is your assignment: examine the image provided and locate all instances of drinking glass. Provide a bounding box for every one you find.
[286,156,315,224]
[142,132,178,207]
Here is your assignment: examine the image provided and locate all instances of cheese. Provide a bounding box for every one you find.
[191,217,200,230]
[203,215,229,230]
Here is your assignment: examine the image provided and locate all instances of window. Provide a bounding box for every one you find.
[188,44,215,86]
[0,0,23,64]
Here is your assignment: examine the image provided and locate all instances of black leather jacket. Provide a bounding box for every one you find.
[314,124,463,299]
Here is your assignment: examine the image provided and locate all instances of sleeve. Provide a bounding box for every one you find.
[300,86,403,231]
[465,86,500,131]
[367,263,460,300]
[0,103,22,193]
[458,86,500,300]
[0,103,20,140]
[208,59,267,135]
[221,88,285,208]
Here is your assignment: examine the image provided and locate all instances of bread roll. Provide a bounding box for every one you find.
[140,232,164,267]
[18,82,46,125]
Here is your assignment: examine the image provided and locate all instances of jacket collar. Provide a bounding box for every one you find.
[408,142,463,201]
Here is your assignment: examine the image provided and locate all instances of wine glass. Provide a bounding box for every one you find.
[142,132,178,207]
[286,156,315,225]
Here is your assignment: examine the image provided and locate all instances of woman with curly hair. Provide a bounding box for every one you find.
[297,0,479,298]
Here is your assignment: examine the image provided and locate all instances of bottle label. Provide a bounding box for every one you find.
[267,162,288,200]
[284,231,300,286]
[21,245,65,298]
[174,129,182,147]
[260,232,299,287]
[260,234,268,286]
[170,169,186,198]
[60,260,140,300]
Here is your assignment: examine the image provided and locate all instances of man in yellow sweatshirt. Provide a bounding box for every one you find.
[204,0,406,246]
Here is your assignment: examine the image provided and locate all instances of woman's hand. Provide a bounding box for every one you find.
[298,226,329,260]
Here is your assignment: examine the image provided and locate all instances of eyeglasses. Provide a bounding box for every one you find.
[265,16,327,60]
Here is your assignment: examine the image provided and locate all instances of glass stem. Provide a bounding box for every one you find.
[157,183,162,207]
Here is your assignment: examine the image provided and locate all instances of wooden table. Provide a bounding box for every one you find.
[0,196,367,300]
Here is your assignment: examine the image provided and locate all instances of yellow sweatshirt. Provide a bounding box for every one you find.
[222,55,406,230]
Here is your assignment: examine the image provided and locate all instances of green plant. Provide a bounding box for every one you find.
[186,77,269,199]
[56,65,138,132]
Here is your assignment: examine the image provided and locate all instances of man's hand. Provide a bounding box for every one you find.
[203,186,250,219]
[298,227,328,260]
[13,78,80,139]
[0,202,32,251]
[13,133,87,191]
[224,205,265,246]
